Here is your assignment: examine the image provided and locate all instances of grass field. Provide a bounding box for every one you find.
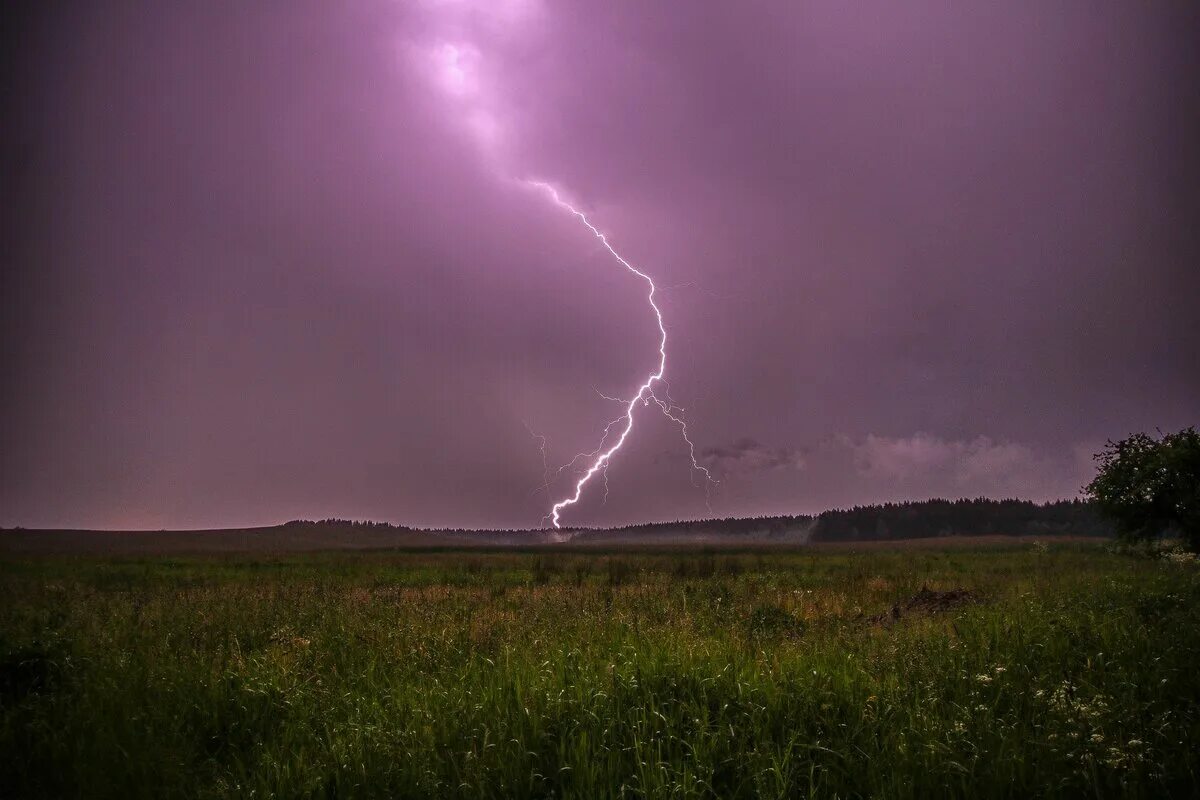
[1,542,1197,798]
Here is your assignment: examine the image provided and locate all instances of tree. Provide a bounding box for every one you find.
[1086,428,1200,551]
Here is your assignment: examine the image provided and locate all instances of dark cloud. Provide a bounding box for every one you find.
[2,1,1197,529]
[702,438,805,474]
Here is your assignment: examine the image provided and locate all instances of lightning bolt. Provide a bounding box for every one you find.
[525,180,715,528]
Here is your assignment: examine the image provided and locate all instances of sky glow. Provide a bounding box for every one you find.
[411,7,715,527]
[2,2,1196,529]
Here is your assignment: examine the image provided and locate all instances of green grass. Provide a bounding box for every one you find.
[1,543,1197,798]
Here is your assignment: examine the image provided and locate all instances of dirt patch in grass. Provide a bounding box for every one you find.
[867,585,978,626]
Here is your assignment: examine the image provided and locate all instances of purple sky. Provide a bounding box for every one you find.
[3,1,1197,530]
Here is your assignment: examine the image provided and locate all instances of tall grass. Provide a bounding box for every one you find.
[1,544,1197,798]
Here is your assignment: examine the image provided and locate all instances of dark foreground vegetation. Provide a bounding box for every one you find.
[2,542,1198,798]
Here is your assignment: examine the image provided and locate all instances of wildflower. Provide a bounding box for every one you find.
[1164,549,1197,565]
[975,674,992,684]
[994,666,1006,674]
[1091,733,1105,743]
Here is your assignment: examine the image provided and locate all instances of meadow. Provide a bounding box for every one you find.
[1,542,1197,798]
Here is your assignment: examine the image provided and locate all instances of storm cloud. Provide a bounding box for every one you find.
[2,1,1197,529]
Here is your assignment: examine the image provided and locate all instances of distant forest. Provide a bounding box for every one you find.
[582,498,1111,542]
[288,498,1112,543]
[809,498,1111,542]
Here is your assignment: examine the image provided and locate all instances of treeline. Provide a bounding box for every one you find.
[810,498,1111,542]
[588,498,1111,542]
[283,499,1113,543]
